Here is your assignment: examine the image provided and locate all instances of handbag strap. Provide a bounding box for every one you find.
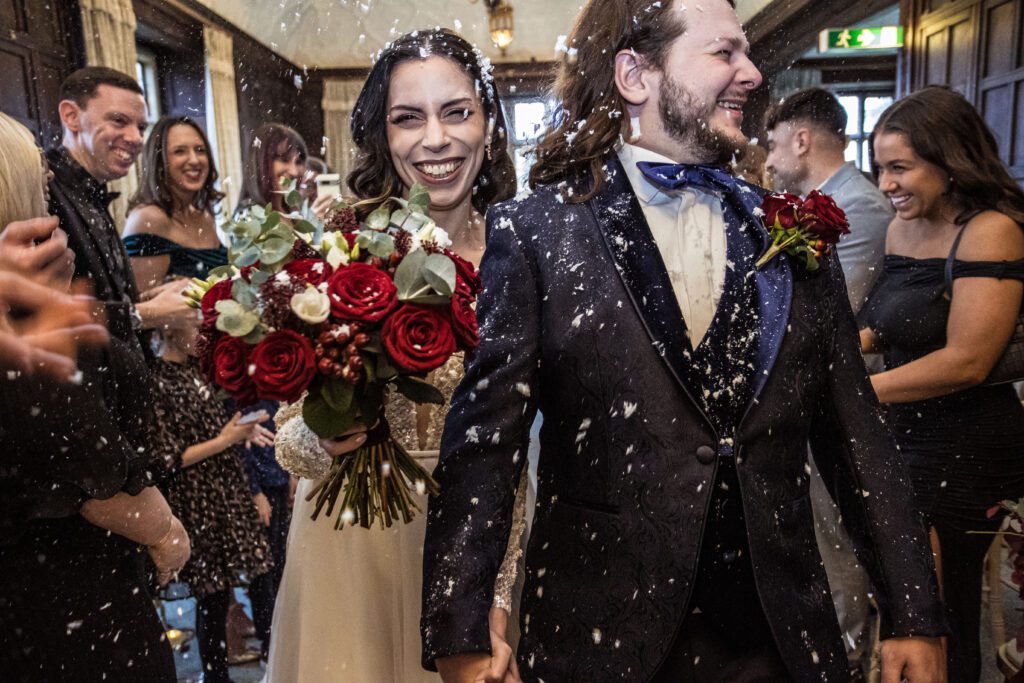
[943,226,968,294]
[943,210,985,294]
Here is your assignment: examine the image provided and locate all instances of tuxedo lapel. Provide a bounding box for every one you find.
[588,157,713,428]
[724,182,793,408]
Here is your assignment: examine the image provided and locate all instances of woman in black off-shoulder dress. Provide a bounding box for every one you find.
[859,87,1024,682]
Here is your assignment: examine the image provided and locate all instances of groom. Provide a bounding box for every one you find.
[422,1,946,681]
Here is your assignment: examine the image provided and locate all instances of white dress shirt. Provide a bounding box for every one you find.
[616,143,728,346]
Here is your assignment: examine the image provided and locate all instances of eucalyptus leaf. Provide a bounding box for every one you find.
[395,376,445,405]
[260,237,294,265]
[404,293,451,306]
[366,205,391,230]
[294,219,317,235]
[250,204,267,221]
[408,184,431,215]
[208,265,234,279]
[263,212,281,231]
[303,392,359,439]
[248,269,271,286]
[392,208,431,232]
[394,248,427,299]
[321,377,355,413]
[267,224,293,242]
[234,245,261,267]
[214,299,260,337]
[242,326,266,344]
[422,253,456,296]
[285,189,303,209]
[231,279,258,308]
[367,232,395,258]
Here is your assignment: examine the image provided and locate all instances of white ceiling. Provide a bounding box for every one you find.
[196,0,775,69]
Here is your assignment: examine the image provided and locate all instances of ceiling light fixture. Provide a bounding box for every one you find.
[473,0,514,56]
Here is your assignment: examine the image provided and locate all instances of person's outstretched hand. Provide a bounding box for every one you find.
[0,271,107,380]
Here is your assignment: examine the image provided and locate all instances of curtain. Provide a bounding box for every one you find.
[78,0,139,231]
[204,25,244,220]
[322,78,365,192]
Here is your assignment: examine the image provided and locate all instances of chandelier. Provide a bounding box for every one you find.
[473,0,514,55]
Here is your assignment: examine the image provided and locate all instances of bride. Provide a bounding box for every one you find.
[265,28,527,682]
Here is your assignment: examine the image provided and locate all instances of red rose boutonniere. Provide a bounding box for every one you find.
[754,190,850,272]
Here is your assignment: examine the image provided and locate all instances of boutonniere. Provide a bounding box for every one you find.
[754,190,850,272]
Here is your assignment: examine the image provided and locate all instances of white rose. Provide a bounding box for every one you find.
[418,222,452,249]
[289,285,331,324]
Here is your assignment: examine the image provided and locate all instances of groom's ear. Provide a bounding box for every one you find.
[614,49,654,107]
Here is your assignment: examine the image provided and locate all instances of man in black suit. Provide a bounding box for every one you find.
[421,1,946,681]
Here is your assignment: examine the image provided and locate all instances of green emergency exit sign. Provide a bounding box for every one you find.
[819,26,904,52]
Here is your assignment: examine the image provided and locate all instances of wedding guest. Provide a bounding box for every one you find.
[766,87,891,312]
[48,67,194,357]
[235,123,334,219]
[860,85,1024,681]
[266,28,522,683]
[0,110,186,683]
[124,115,227,290]
[148,318,274,683]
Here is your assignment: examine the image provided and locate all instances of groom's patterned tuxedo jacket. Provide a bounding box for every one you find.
[421,155,945,682]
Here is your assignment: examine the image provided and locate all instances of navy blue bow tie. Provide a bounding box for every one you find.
[637,161,738,196]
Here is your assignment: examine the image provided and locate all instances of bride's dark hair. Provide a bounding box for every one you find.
[347,28,515,216]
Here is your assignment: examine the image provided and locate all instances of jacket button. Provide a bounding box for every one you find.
[695,445,715,464]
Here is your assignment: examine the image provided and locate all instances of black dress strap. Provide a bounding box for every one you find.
[943,225,968,294]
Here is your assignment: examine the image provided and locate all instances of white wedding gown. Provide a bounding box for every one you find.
[264,355,530,682]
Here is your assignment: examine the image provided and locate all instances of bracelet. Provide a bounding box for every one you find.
[151,516,175,547]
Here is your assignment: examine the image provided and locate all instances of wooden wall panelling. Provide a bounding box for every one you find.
[0,0,82,145]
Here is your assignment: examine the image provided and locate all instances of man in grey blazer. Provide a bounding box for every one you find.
[765,87,894,676]
[765,88,892,314]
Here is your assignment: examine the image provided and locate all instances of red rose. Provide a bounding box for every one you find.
[450,291,479,350]
[212,335,257,403]
[283,258,333,287]
[249,329,317,402]
[382,304,457,373]
[445,249,481,297]
[761,192,803,230]
[200,279,233,328]
[327,262,398,323]
[801,190,850,244]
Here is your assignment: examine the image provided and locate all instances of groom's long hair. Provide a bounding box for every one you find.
[529,0,733,202]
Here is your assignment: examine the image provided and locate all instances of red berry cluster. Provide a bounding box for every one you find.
[315,323,371,384]
[326,206,360,233]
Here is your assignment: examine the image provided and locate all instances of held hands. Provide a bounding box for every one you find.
[317,423,369,457]
[219,411,274,450]
[881,636,946,683]
[148,515,191,586]
[0,217,75,289]
[436,607,521,683]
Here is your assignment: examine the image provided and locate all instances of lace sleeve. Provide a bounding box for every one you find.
[274,397,332,480]
[492,467,529,612]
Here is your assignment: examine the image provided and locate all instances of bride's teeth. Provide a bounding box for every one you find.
[419,160,461,178]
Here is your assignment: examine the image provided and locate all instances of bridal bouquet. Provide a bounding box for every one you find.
[186,184,480,529]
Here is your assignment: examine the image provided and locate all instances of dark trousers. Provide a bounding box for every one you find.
[250,484,291,657]
[935,519,997,683]
[651,459,791,683]
[197,588,231,683]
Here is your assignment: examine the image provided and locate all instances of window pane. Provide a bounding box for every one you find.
[845,139,858,163]
[837,95,861,136]
[513,101,547,143]
[863,96,893,133]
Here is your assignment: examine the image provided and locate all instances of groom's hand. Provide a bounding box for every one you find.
[437,607,520,683]
[881,636,946,682]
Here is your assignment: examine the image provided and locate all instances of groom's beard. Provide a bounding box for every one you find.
[658,75,745,165]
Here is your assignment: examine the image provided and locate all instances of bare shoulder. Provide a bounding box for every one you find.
[124,203,172,237]
[957,210,1024,261]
